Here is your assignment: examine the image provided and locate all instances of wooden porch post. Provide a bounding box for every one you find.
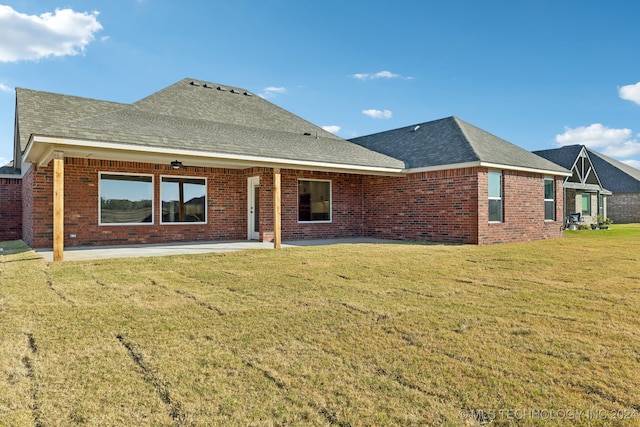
[273,168,281,249]
[53,151,64,261]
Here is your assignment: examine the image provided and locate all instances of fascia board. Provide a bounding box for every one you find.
[26,136,406,176]
[405,161,571,176]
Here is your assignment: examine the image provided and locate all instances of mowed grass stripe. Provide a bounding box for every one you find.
[0,225,639,425]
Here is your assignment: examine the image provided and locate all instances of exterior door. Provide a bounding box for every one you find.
[247,177,260,240]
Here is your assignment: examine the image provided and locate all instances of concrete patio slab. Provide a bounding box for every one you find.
[36,238,392,262]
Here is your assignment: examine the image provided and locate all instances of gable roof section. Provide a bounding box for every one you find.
[533,145,583,170]
[350,117,570,175]
[19,79,404,173]
[533,144,640,194]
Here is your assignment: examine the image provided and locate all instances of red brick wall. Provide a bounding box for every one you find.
[363,168,480,244]
[21,166,35,246]
[23,159,565,249]
[28,158,248,248]
[251,169,365,241]
[607,193,640,223]
[477,169,564,244]
[0,177,23,241]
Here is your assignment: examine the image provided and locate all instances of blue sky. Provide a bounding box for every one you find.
[1,0,640,169]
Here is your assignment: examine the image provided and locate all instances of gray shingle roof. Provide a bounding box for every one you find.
[350,116,569,173]
[534,145,640,193]
[533,145,583,170]
[17,79,404,170]
[0,161,19,175]
[16,88,126,152]
[588,150,640,193]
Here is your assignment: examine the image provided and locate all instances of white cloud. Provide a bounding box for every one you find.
[352,70,408,81]
[556,123,631,148]
[0,5,103,62]
[362,109,392,119]
[260,86,286,98]
[0,83,10,92]
[0,155,10,166]
[621,159,640,169]
[619,82,640,105]
[322,125,341,134]
[556,123,640,158]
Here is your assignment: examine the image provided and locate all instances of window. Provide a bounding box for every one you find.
[581,193,591,216]
[100,174,153,224]
[298,179,331,222]
[544,178,555,221]
[488,171,502,222]
[161,176,207,223]
[598,195,604,216]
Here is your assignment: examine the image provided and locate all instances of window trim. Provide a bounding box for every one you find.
[544,177,555,221]
[297,178,332,224]
[98,172,154,226]
[488,170,503,223]
[160,175,208,225]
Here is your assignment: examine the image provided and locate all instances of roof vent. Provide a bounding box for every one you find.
[244,91,252,96]
[230,89,240,94]
[303,132,311,136]
[217,86,226,91]
[190,81,201,86]
[202,83,214,89]
[410,125,420,132]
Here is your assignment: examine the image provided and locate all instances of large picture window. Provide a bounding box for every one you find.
[544,178,555,221]
[100,174,153,224]
[161,176,207,223]
[488,171,503,222]
[298,179,331,222]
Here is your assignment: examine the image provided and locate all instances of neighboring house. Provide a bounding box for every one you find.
[588,149,640,223]
[534,145,611,225]
[0,161,22,241]
[534,145,640,224]
[0,78,570,260]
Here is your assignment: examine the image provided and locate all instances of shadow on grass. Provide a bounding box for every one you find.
[0,240,40,259]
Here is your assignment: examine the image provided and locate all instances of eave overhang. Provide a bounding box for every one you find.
[563,181,612,195]
[23,135,406,177]
[406,161,572,177]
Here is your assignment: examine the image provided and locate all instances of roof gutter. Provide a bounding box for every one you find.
[406,161,572,177]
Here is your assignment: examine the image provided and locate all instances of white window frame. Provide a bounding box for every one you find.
[488,170,503,223]
[297,178,332,223]
[544,177,555,221]
[160,175,208,225]
[99,172,154,226]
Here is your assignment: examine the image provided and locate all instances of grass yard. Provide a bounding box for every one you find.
[1,225,640,426]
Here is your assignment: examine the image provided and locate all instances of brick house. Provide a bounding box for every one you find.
[1,78,569,260]
[535,145,640,224]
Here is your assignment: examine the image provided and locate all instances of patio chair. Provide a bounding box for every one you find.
[565,212,582,230]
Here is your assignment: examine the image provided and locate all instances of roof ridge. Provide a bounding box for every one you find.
[450,116,481,161]
[134,78,252,105]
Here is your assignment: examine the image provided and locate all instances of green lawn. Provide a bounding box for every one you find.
[1,226,639,426]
